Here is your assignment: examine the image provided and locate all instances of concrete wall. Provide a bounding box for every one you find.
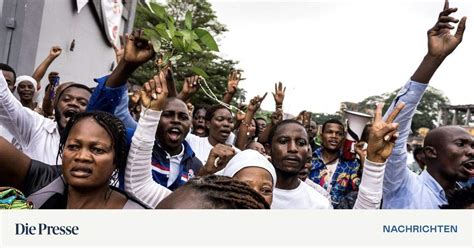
[35,0,117,88]
[1,0,137,101]
[0,0,44,75]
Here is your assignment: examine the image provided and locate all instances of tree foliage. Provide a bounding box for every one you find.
[311,112,343,125]
[130,0,244,106]
[358,86,450,132]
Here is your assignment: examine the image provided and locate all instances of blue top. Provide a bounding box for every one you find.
[309,148,360,207]
[150,140,202,191]
[381,80,449,209]
[86,76,201,190]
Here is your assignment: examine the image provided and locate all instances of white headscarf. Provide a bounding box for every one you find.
[14,75,38,101]
[222,149,277,188]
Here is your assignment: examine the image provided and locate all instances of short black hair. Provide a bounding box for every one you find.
[205,104,231,121]
[413,146,423,157]
[192,104,209,118]
[268,119,306,145]
[256,117,267,123]
[0,63,16,81]
[322,119,344,133]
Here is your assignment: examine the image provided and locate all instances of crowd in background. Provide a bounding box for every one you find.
[0,0,472,210]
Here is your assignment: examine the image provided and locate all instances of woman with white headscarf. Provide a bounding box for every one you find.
[221,149,277,205]
[14,76,41,113]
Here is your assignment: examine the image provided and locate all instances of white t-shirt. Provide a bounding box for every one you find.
[185,133,240,166]
[271,180,332,209]
[167,144,185,187]
[0,123,14,143]
[304,179,331,200]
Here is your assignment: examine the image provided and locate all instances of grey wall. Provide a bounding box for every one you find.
[1,0,137,102]
[35,0,116,88]
[0,0,44,74]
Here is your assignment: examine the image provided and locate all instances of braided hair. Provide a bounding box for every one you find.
[56,111,128,171]
[184,175,270,209]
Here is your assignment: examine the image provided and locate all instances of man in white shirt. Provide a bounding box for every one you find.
[0,72,91,165]
[267,119,332,209]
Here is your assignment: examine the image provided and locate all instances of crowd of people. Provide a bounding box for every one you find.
[0,0,472,209]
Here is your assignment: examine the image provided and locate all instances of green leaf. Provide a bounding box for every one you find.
[150,37,161,53]
[155,24,170,40]
[143,28,158,40]
[191,66,209,78]
[167,21,176,38]
[185,11,193,30]
[194,28,219,51]
[149,3,168,21]
[190,40,202,52]
[171,36,184,51]
[181,30,195,46]
[146,21,155,29]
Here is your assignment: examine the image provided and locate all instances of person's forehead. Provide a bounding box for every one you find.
[325,123,343,131]
[69,118,111,143]
[236,167,272,181]
[2,71,14,80]
[164,99,188,113]
[213,108,232,117]
[62,87,91,99]
[18,80,34,86]
[275,123,306,136]
[445,127,472,142]
[196,108,206,115]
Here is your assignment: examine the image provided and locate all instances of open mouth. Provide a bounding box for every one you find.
[462,160,474,174]
[194,125,206,133]
[328,140,339,146]
[167,127,183,142]
[63,109,78,119]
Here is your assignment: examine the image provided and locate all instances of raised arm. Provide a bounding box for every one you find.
[107,32,155,88]
[41,72,59,117]
[235,93,267,150]
[178,75,200,102]
[0,71,46,147]
[124,71,172,208]
[382,0,466,197]
[272,81,285,112]
[86,32,155,129]
[258,109,283,144]
[411,0,466,84]
[354,103,404,209]
[257,82,286,143]
[32,46,62,91]
[222,70,241,104]
[197,144,236,176]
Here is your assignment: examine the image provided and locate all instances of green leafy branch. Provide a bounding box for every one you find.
[142,2,218,77]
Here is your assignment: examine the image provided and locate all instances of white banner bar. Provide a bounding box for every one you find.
[0,210,472,247]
